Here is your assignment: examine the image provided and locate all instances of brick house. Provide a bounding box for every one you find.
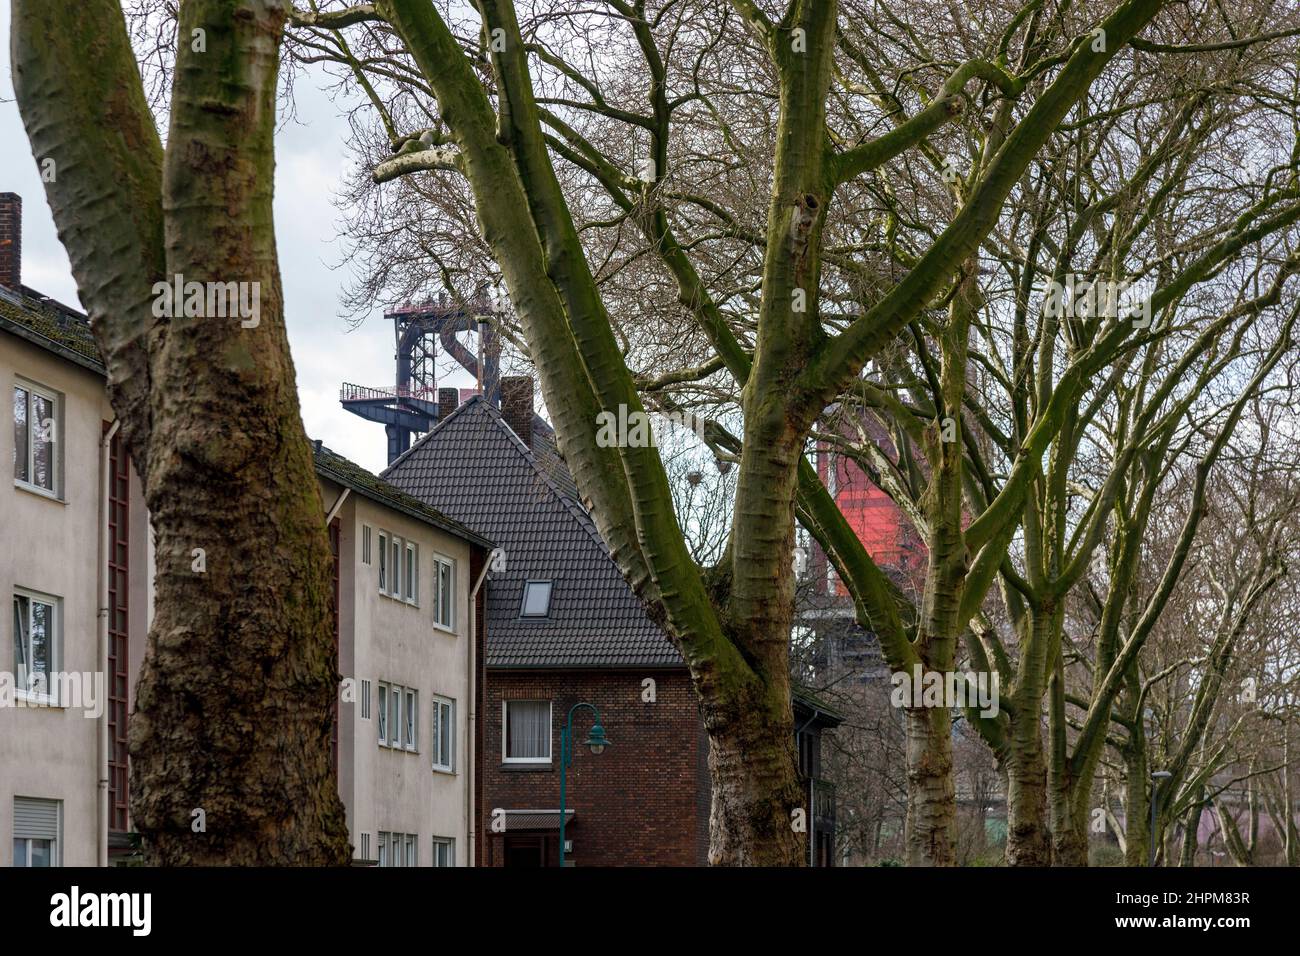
[382,377,841,866]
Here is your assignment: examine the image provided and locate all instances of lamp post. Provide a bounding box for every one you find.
[1150,771,1173,866]
[558,702,610,867]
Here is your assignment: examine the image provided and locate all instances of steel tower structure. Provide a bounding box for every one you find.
[340,294,501,464]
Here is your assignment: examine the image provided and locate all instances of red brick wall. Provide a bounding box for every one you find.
[479,668,709,866]
[0,192,21,290]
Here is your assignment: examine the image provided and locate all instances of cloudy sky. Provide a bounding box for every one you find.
[0,7,473,475]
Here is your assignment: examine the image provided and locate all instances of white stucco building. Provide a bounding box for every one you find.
[0,191,490,867]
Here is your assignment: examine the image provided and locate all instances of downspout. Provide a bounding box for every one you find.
[96,419,120,867]
[466,553,491,867]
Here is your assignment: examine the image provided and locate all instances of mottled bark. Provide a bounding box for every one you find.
[13,0,350,864]
[704,680,805,865]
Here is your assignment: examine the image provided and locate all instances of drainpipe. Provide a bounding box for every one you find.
[96,419,120,867]
[466,554,491,867]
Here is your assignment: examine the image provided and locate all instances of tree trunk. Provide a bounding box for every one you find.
[1123,743,1150,866]
[704,688,805,866]
[13,0,351,864]
[1179,791,1204,867]
[904,705,956,866]
[1004,730,1052,865]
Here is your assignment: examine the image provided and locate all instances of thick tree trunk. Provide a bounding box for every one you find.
[704,688,805,866]
[904,705,956,866]
[1123,743,1150,866]
[1004,730,1052,865]
[13,0,351,864]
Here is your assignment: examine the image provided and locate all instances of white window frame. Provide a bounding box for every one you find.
[12,836,57,867]
[12,589,60,705]
[502,699,552,764]
[389,684,401,749]
[378,532,388,592]
[377,831,389,867]
[12,379,61,498]
[431,837,454,867]
[377,683,389,745]
[405,833,417,868]
[404,687,418,752]
[431,696,455,772]
[404,541,418,605]
[390,537,401,597]
[431,555,455,631]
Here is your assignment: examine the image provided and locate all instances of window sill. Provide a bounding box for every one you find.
[501,762,553,772]
[13,480,64,504]
[14,693,64,709]
[432,766,456,776]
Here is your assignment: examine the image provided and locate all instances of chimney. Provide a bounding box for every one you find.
[437,387,459,423]
[500,375,534,449]
[0,193,21,290]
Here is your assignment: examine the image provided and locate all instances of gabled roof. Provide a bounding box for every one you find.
[382,395,680,668]
[312,440,492,550]
[0,284,104,374]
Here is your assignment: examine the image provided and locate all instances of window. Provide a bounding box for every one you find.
[362,525,372,565]
[13,382,59,495]
[404,688,417,752]
[377,832,418,867]
[378,682,419,752]
[13,797,60,867]
[13,591,58,704]
[389,685,400,748]
[504,700,551,763]
[391,538,400,595]
[404,542,417,604]
[360,679,371,719]
[358,832,371,862]
[431,697,455,772]
[432,557,454,629]
[521,580,553,617]
[431,837,454,867]
[379,532,420,605]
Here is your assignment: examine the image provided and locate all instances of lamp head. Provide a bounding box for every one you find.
[584,721,611,756]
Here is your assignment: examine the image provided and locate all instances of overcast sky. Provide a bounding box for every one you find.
[0,7,471,475]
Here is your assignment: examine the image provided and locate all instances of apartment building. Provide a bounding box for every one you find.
[0,192,152,866]
[315,444,492,866]
[0,191,490,866]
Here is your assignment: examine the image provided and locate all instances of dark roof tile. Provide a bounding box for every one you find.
[382,396,679,668]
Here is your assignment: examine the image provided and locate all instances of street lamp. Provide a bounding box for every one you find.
[1150,771,1173,866]
[558,702,611,867]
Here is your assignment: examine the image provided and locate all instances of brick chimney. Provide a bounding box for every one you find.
[437,387,459,424]
[0,193,21,290]
[500,375,534,449]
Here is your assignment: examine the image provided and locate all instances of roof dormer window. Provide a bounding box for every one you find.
[520,580,552,618]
